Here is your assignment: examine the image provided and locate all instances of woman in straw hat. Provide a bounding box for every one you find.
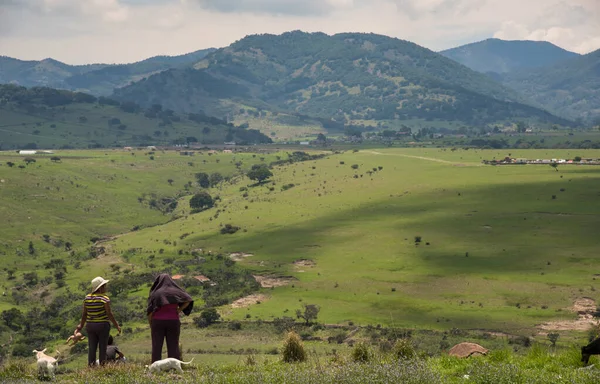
[74,276,121,366]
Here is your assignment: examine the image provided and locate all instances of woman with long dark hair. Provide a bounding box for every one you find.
[147,274,194,362]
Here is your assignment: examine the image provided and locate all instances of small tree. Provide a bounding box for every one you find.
[50,156,61,162]
[167,179,174,186]
[6,162,15,168]
[547,332,559,347]
[190,191,214,211]
[195,172,210,188]
[550,162,559,172]
[295,304,320,325]
[247,164,273,183]
[209,172,224,187]
[24,158,36,165]
[23,272,38,287]
[194,308,221,328]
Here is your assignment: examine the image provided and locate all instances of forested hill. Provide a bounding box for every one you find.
[500,49,600,123]
[114,31,572,127]
[0,48,216,96]
[440,38,579,74]
[0,84,271,150]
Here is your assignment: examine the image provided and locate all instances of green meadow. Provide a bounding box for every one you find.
[2,146,600,381]
[106,147,600,331]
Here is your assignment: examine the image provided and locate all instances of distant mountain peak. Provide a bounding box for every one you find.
[440,38,579,74]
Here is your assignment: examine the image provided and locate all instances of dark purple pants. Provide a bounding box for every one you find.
[151,319,181,362]
[86,322,110,366]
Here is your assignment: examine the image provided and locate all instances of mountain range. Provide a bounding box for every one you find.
[113,31,571,127]
[2,32,600,136]
[0,48,216,96]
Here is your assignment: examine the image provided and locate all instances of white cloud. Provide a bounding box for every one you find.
[0,0,598,63]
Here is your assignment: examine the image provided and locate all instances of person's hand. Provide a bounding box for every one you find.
[117,325,122,335]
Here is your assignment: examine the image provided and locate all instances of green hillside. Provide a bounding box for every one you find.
[114,32,573,129]
[1,147,600,378]
[0,49,216,96]
[440,38,579,74]
[502,49,600,123]
[0,84,271,149]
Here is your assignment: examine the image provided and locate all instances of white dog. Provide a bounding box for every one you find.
[33,348,59,379]
[145,357,194,374]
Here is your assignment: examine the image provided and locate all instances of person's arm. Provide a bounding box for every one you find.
[177,301,191,314]
[116,349,125,359]
[148,312,153,327]
[75,304,87,334]
[104,302,121,334]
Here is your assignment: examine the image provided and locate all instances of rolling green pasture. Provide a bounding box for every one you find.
[0,149,279,294]
[106,147,600,332]
[2,146,600,375]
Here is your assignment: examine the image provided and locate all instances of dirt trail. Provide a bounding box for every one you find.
[537,298,598,332]
[364,150,480,166]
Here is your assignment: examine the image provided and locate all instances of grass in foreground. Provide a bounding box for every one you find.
[1,344,599,384]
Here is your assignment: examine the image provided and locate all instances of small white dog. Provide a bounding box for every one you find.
[145,357,194,374]
[33,348,59,379]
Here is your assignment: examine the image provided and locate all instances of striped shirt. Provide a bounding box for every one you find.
[84,293,110,323]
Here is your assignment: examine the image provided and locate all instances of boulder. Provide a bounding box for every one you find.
[448,342,489,358]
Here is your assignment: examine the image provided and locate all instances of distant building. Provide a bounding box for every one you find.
[300,141,310,145]
[19,150,37,155]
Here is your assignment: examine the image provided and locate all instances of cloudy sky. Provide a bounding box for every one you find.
[1,0,599,64]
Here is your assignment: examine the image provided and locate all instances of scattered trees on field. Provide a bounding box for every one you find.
[190,191,214,212]
[23,158,36,165]
[195,172,210,188]
[209,172,223,187]
[194,308,221,328]
[247,164,273,183]
[296,304,320,325]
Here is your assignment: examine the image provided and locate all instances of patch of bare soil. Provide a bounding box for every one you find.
[537,298,598,332]
[294,259,316,272]
[231,294,269,308]
[229,252,254,261]
[253,275,296,288]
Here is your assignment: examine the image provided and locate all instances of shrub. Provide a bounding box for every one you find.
[393,338,416,359]
[220,224,241,235]
[282,331,306,363]
[228,321,242,331]
[351,342,370,362]
[351,164,359,170]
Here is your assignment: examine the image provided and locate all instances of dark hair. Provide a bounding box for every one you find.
[108,335,114,345]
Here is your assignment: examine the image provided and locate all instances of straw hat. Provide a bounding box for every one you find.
[91,276,109,293]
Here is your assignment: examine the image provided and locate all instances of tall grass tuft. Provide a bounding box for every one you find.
[393,338,416,359]
[351,342,370,362]
[282,331,307,363]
